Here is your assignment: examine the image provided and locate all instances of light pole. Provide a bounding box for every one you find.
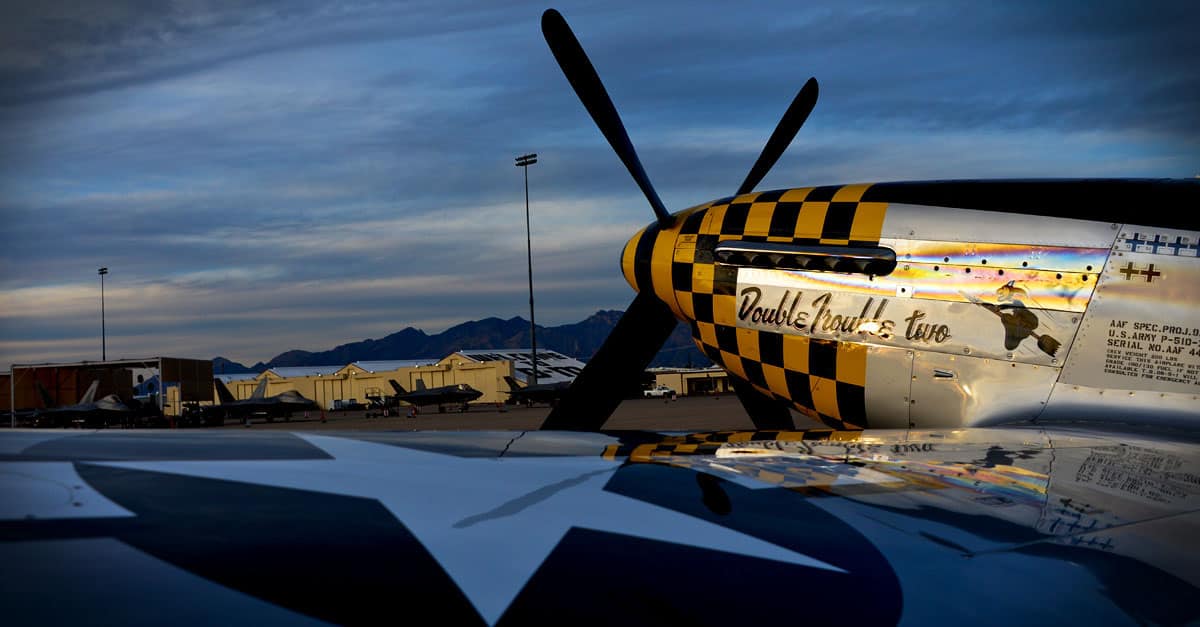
[515,153,539,385]
[98,267,108,361]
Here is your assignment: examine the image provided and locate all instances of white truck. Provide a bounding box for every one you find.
[643,385,677,399]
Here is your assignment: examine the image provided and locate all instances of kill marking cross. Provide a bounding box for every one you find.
[1125,233,1152,251]
[1119,262,1161,282]
[1161,236,1197,256]
[1155,236,1180,255]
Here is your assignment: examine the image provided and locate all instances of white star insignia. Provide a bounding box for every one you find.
[100,434,841,624]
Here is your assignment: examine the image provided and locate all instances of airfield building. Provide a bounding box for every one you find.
[646,367,735,397]
[213,350,592,410]
[3,357,213,420]
[4,350,730,424]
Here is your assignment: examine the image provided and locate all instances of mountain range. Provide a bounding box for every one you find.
[212,311,710,373]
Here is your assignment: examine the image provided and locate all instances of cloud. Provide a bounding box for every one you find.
[0,0,544,106]
[1,0,1197,368]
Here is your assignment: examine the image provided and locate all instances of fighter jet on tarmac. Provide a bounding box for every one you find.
[503,375,572,407]
[197,378,319,425]
[389,379,482,413]
[33,379,132,428]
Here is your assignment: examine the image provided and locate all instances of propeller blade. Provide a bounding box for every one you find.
[729,378,795,430]
[542,9,673,227]
[541,292,679,430]
[736,77,819,196]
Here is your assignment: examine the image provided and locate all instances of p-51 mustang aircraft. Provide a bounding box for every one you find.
[0,9,1196,626]
[535,8,1199,434]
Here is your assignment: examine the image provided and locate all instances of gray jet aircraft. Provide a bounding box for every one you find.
[33,379,132,428]
[194,378,319,425]
[503,375,572,407]
[389,379,483,413]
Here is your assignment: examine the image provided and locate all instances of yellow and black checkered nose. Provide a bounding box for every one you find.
[620,210,699,320]
[619,225,646,294]
[619,185,889,431]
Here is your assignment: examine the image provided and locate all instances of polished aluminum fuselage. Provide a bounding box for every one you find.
[620,182,1200,429]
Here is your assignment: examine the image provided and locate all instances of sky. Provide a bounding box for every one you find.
[1,0,1197,369]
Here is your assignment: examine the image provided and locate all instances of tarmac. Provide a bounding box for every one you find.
[217,395,826,432]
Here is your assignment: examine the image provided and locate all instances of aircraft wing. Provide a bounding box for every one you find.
[0,425,1195,626]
